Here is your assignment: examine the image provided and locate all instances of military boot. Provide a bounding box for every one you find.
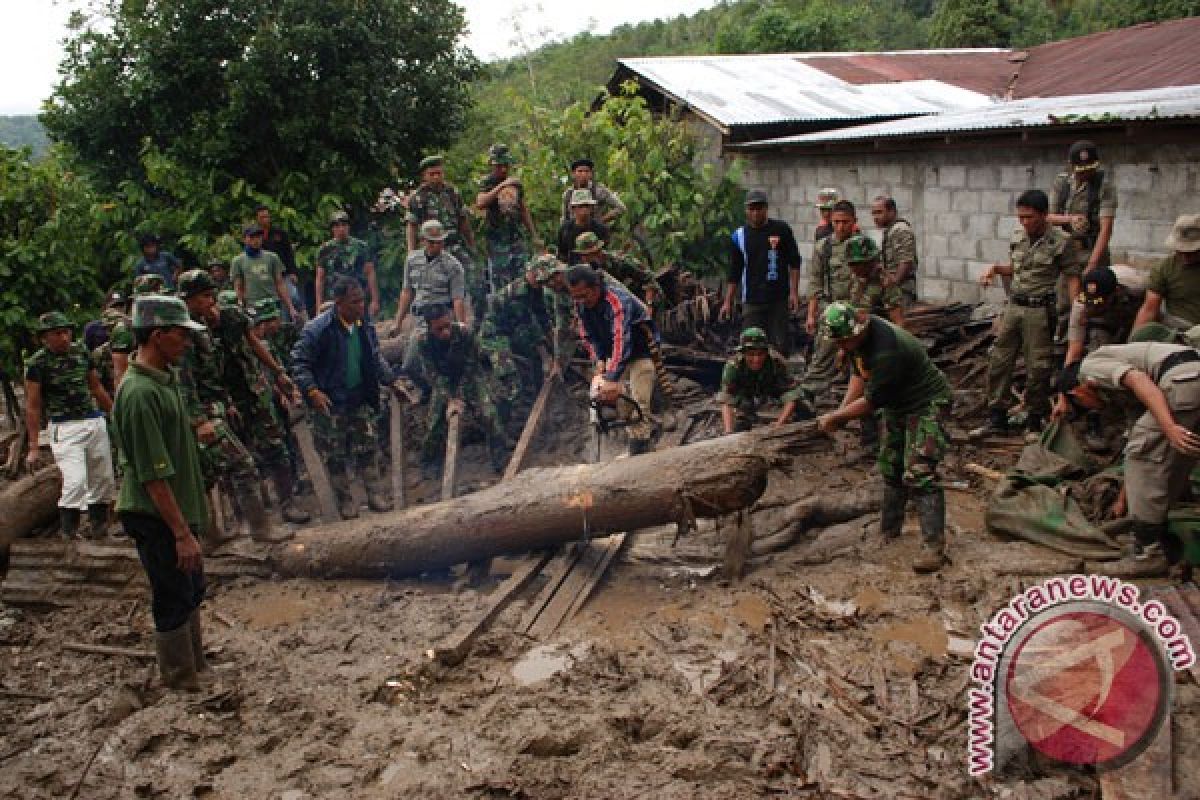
[272,465,311,524]
[880,484,908,540]
[188,609,209,674]
[364,464,393,513]
[59,507,81,540]
[1130,520,1171,573]
[154,623,201,691]
[237,487,287,543]
[86,503,112,539]
[912,491,947,574]
[331,475,359,520]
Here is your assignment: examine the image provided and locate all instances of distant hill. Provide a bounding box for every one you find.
[0,116,49,159]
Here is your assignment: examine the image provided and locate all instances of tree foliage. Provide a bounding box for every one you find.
[43,0,479,200]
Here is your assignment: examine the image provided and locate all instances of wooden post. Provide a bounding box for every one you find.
[293,417,339,525]
[723,510,754,582]
[502,374,558,481]
[441,409,462,501]
[388,394,407,510]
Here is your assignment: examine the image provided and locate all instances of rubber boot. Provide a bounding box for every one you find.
[59,507,81,540]
[188,609,209,674]
[1130,520,1171,573]
[272,466,311,524]
[332,475,359,520]
[912,491,947,574]
[237,487,286,543]
[880,484,908,540]
[154,623,201,691]
[87,503,111,539]
[364,464,393,513]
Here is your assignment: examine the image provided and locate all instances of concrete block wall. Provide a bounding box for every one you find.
[736,140,1200,304]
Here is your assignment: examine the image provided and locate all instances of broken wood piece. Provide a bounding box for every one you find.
[293,417,339,525]
[723,510,754,581]
[0,462,63,547]
[560,534,626,628]
[503,374,558,481]
[62,643,154,659]
[518,548,585,635]
[964,462,1004,482]
[441,409,462,501]
[388,394,407,510]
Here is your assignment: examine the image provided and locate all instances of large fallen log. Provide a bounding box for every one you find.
[275,422,824,580]
[0,464,63,547]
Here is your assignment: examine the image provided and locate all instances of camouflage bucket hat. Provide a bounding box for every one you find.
[132,295,205,331]
[527,254,567,286]
[178,269,217,297]
[573,231,603,255]
[253,297,282,321]
[217,289,239,308]
[569,188,597,207]
[488,143,515,165]
[737,327,770,351]
[35,311,72,333]
[824,302,866,339]
[420,219,448,242]
[132,274,167,295]
[329,210,351,227]
[844,234,881,264]
[816,188,840,210]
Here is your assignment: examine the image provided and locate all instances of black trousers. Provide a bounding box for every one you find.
[119,512,206,633]
[742,300,791,357]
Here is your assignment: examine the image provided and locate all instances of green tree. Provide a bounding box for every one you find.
[928,0,1013,47]
[43,0,479,200]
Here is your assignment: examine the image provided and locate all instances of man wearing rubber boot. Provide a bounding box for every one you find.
[1061,335,1200,576]
[716,327,811,434]
[24,312,115,539]
[112,295,209,691]
[817,303,952,573]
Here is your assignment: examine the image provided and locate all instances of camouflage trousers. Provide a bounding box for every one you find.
[421,377,504,463]
[198,417,260,491]
[985,303,1056,419]
[877,397,950,493]
[233,389,291,471]
[485,248,529,297]
[449,243,486,319]
[800,325,841,400]
[480,321,544,426]
[313,403,382,480]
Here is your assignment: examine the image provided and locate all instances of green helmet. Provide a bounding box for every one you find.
[573,231,603,254]
[35,311,72,333]
[488,143,515,165]
[131,295,205,331]
[737,327,770,351]
[824,301,866,339]
[527,254,567,286]
[177,269,216,297]
[418,154,444,171]
[329,210,351,227]
[132,274,167,295]
[844,234,880,264]
[217,289,239,308]
[101,308,127,331]
[253,297,281,322]
[1128,322,1179,344]
[420,219,447,242]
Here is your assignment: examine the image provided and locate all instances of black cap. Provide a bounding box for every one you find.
[1068,140,1100,169]
[570,158,594,171]
[137,232,161,247]
[745,189,769,206]
[1081,266,1117,298]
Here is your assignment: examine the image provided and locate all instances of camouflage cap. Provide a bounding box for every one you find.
[217,289,239,308]
[420,219,448,242]
[35,311,72,333]
[1165,213,1200,253]
[573,231,604,255]
[132,274,167,295]
[418,154,444,171]
[844,233,881,264]
[823,301,867,339]
[737,327,770,351]
[177,269,217,297]
[527,254,568,286]
[101,308,127,330]
[131,295,205,331]
[252,297,282,321]
[569,188,597,207]
[816,188,840,210]
[488,143,515,165]
[329,210,351,226]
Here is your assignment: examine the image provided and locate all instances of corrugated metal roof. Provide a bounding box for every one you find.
[736,85,1200,149]
[795,51,1016,96]
[615,53,997,129]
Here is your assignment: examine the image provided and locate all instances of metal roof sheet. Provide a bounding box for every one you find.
[736,84,1200,149]
[615,53,996,129]
[795,51,1017,96]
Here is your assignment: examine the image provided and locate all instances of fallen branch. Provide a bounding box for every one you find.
[62,643,154,660]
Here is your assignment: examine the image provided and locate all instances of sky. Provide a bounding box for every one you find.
[0,0,718,115]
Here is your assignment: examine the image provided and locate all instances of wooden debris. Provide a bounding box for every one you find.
[63,643,154,659]
[0,463,63,547]
[441,408,462,501]
[292,417,339,525]
[388,394,407,510]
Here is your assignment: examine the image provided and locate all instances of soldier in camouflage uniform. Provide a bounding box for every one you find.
[480,254,558,424]
[24,312,115,538]
[91,292,128,396]
[406,154,482,313]
[316,210,381,319]
[871,196,920,308]
[802,200,858,399]
[177,270,282,543]
[845,234,905,325]
[817,303,952,573]
[716,327,810,434]
[407,304,509,476]
[475,144,538,295]
[574,232,662,308]
[979,190,1075,436]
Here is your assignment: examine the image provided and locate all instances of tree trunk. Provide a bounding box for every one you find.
[0,465,63,547]
[275,422,824,580]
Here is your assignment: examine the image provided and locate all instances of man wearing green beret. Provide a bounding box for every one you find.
[25,311,115,539]
[716,327,810,434]
[110,294,209,690]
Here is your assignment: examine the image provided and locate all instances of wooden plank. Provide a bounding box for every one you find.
[429,551,554,666]
[1098,709,1172,800]
[388,394,408,510]
[527,535,626,639]
[441,410,462,501]
[208,487,226,542]
[723,511,753,582]
[560,534,626,626]
[517,548,586,635]
[293,418,339,524]
[503,375,558,481]
[62,643,154,659]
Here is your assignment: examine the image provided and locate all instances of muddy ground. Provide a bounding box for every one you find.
[1,380,1198,799]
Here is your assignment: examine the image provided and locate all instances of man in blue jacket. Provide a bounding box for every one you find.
[291,277,402,519]
[566,265,658,456]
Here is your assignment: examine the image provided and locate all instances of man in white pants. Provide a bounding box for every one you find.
[24,311,115,537]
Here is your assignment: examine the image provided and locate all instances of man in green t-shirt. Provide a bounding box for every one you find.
[231,223,298,321]
[112,294,209,691]
[817,302,953,574]
[1134,214,1200,331]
